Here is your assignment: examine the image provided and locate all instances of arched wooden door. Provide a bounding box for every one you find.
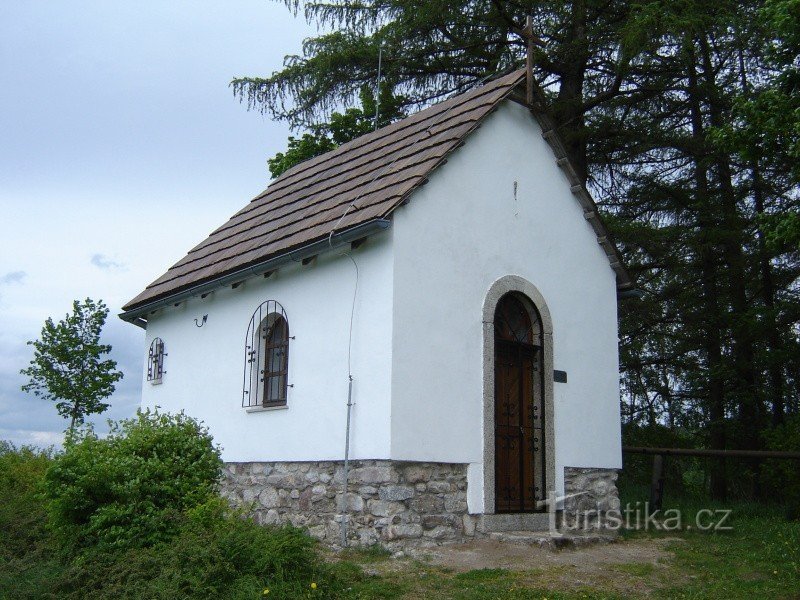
[494,294,546,513]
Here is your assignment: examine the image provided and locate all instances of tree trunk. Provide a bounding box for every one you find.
[687,40,727,501]
[553,0,590,183]
[736,44,786,427]
[699,39,761,463]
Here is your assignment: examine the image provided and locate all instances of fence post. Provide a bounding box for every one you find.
[650,454,665,513]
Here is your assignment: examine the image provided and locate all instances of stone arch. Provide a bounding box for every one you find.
[482,275,556,514]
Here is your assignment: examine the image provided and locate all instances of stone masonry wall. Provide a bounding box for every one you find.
[561,467,620,533]
[220,460,469,547]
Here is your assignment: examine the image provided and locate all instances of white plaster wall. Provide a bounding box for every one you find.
[140,231,394,462]
[389,102,622,512]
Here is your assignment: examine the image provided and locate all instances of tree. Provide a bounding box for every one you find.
[232,0,651,184]
[268,83,406,178]
[21,298,123,432]
[235,0,800,501]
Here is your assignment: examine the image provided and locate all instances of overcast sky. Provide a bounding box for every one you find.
[0,1,314,447]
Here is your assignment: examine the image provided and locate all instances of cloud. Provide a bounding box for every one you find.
[0,428,64,450]
[90,254,126,271]
[0,271,26,285]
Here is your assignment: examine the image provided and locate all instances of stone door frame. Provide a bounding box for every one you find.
[482,275,556,514]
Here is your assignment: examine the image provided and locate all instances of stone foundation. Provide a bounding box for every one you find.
[561,467,620,533]
[221,461,620,547]
[220,460,469,547]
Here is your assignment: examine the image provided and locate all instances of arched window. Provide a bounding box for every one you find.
[495,294,535,344]
[243,301,290,408]
[147,337,166,384]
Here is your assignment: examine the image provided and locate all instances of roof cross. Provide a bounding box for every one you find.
[517,15,544,106]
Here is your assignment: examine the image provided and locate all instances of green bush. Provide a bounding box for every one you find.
[763,414,800,517]
[44,409,222,552]
[0,442,64,599]
[620,423,701,498]
[1,412,357,599]
[0,441,53,561]
[52,499,337,600]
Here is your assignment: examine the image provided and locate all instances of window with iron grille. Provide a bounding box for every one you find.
[147,337,166,384]
[243,300,290,408]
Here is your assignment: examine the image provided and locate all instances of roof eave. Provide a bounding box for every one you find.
[517,99,635,293]
[119,218,392,328]
[385,87,636,294]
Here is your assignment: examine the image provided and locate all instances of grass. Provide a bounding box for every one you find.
[331,490,800,600]
[612,562,655,577]
[336,561,630,599]
[5,497,795,599]
[1,441,797,599]
[652,513,799,599]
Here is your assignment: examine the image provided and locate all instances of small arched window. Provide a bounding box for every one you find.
[495,294,538,345]
[147,337,166,384]
[243,301,290,408]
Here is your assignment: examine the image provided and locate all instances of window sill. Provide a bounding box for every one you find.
[245,405,288,413]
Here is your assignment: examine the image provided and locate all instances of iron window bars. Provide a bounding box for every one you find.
[242,300,290,408]
[147,337,166,384]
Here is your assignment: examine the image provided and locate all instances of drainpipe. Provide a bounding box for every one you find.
[340,375,354,546]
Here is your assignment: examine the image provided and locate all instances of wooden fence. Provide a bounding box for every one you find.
[621,446,800,510]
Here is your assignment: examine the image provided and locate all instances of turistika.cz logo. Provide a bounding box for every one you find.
[543,492,733,533]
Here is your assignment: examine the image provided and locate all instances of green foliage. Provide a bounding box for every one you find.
[268,84,406,178]
[762,211,800,253]
[43,409,222,552]
[0,442,346,599]
[621,424,702,497]
[0,443,62,598]
[0,414,350,599]
[717,0,800,261]
[762,414,800,517]
[0,442,53,562]
[269,132,336,178]
[230,2,639,130]
[21,298,123,430]
[51,502,335,600]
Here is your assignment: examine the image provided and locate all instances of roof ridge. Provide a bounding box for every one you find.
[254,70,525,200]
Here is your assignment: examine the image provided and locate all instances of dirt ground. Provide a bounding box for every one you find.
[360,536,689,597]
[405,537,681,571]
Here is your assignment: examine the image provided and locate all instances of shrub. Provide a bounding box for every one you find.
[53,499,339,600]
[762,414,800,517]
[0,442,64,599]
[5,412,349,599]
[44,409,222,552]
[620,423,700,498]
[0,441,53,560]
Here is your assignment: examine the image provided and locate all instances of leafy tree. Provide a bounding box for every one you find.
[21,298,123,432]
[269,132,336,179]
[268,83,406,178]
[722,0,800,254]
